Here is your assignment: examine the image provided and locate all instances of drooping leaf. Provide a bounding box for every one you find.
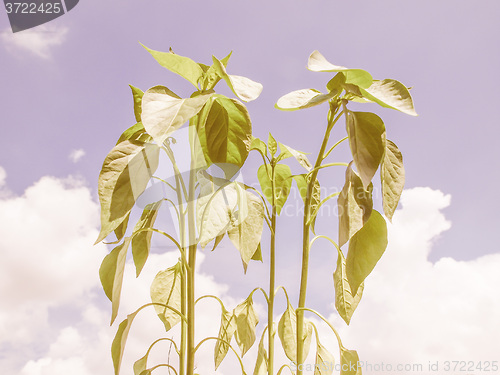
[212,56,263,102]
[277,302,313,362]
[99,237,131,324]
[129,85,144,122]
[133,353,148,375]
[381,140,405,221]
[337,163,373,248]
[251,243,263,262]
[116,123,152,145]
[112,308,141,375]
[96,141,160,243]
[275,89,336,111]
[234,296,259,356]
[268,133,277,157]
[314,341,335,375]
[359,79,417,116]
[293,175,321,232]
[340,348,362,375]
[307,50,373,88]
[227,191,265,272]
[346,210,387,296]
[150,261,183,331]
[141,85,212,145]
[142,45,204,88]
[132,200,163,277]
[257,164,292,215]
[253,329,268,375]
[278,142,312,171]
[214,305,237,369]
[114,212,130,242]
[333,251,364,325]
[346,111,386,189]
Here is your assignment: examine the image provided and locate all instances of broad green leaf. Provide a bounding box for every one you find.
[142,45,204,88]
[227,191,265,272]
[253,329,268,375]
[212,56,263,102]
[112,308,141,375]
[96,141,160,243]
[381,140,405,221]
[133,353,148,375]
[359,79,417,116]
[129,85,144,122]
[257,164,292,215]
[199,51,232,91]
[340,348,362,375]
[278,142,312,171]
[268,133,277,157]
[315,341,335,375]
[215,305,237,369]
[307,50,373,88]
[99,237,131,324]
[132,200,163,277]
[114,212,130,242]
[278,302,313,362]
[346,111,386,189]
[195,95,252,168]
[333,251,364,325]
[346,210,387,296]
[337,163,373,248]
[275,89,336,111]
[234,295,259,356]
[116,123,152,145]
[326,73,346,93]
[250,136,267,157]
[150,261,182,331]
[141,86,212,145]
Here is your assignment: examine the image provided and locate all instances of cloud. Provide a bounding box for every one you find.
[68,149,86,163]
[1,24,68,59]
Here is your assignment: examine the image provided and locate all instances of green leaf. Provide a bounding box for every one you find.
[268,133,277,157]
[307,50,373,88]
[199,51,232,91]
[337,163,373,248]
[250,136,267,158]
[141,85,213,145]
[346,111,386,189]
[333,251,364,325]
[99,237,131,324]
[381,140,405,221]
[96,141,160,243]
[114,212,130,242]
[112,309,141,375]
[346,210,388,296]
[234,295,259,356]
[359,79,417,116]
[133,353,148,375]
[340,348,362,375]
[142,45,204,88]
[278,142,312,171]
[227,191,265,272]
[314,341,335,375]
[277,302,313,362]
[253,329,268,375]
[150,261,182,331]
[116,123,152,145]
[195,95,252,168]
[215,305,237,369]
[275,89,336,111]
[129,85,144,123]
[294,174,321,232]
[257,164,292,215]
[212,56,263,102]
[132,200,163,277]
[251,243,263,262]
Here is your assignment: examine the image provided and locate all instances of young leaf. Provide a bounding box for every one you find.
[307,50,373,88]
[142,45,204,88]
[150,261,183,331]
[234,295,259,356]
[253,329,269,375]
[346,210,388,296]
[340,348,361,375]
[215,305,237,369]
[99,237,131,324]
[250,136,267,158]
[337,163,373,248]
[278,142,312,171]
[141,85,212,145]
[381,140,405,221]
[129,85,144,122]
[277,302,313,362]
[315,341,335,375]
[212,56,263,102]
[199,51,233,91]
[132,200,163,277]
[257,164,292,215]
[275,89,336,111]
[96,141,160,243]
[227,191,265,272]
[116,123,152,145]
[112,308,141,375]
[268,133,277,157]
[346,111,386,189]
[359,79,417,116]
[333,251,364,325]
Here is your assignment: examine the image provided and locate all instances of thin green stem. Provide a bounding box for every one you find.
[307,162,349,176]
[296,307,344,350]
[193,337,246,373]
[322,136,348,160]
[268,163,277,375]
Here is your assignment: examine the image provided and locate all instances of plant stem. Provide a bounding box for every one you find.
[268,163,277,375]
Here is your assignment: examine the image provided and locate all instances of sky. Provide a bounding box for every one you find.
[1,1,500,374]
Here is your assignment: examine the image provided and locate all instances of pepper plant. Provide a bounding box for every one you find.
[96,46,416,375]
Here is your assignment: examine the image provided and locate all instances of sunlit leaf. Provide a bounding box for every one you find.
[141,85,212,145]
[133,353,148,375]
[360,79,417,116]
[307,50,373,88]
[199,51,232,91]
[116,123,152,145]
[150,261,182,331]
[129,85,144,122]
[346,111,386,189]
[234,295,259,356]
[346,210,387,296]
[275,89,336,111]
[340,348,362,375]
[381,140,405,221]
[314,341,335,375]
[293,175,320,232]
[253,329,268,375]
[251,243,263,262]
[250,136,267,158]
[278,302,313,362]
[132,200,163,277]
[333,251,364,325]
[268,133,277,157]
[114,212,130,242]
[257,164,292,215]
[279,142,312,171]
[112,308,141,375]
[215,305,237,369]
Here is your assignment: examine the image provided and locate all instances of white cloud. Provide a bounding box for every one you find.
[1,24,68,59]
[0,166,6,187]
[68,149,86,163]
